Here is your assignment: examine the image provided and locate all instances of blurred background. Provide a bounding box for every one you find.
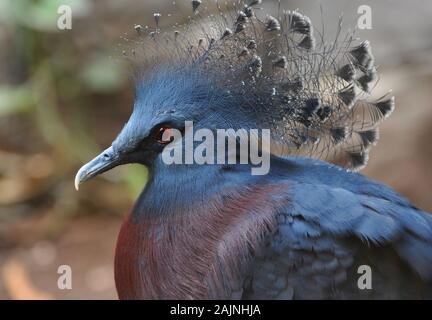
[0,0,431,299]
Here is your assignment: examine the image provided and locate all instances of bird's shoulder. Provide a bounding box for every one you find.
[240,157,432,299]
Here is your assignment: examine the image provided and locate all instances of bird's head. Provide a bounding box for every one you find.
[74,65,262,190]
[75,2,395,190]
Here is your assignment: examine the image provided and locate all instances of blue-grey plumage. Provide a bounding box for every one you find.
[74,1,432,299]
[243,156,432,299]
[81,152,432,299]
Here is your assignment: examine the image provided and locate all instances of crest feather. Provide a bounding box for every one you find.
[122,1,394,171]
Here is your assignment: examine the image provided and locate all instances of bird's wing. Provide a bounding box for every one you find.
[241,180,432,299]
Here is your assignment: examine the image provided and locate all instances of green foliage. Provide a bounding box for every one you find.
[0,0,91,31]
[0,0,144,199]
[80,55,127,93]
[0,85,33,116]
[122,165,149,199]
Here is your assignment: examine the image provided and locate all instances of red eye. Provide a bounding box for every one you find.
[154,125,174,144]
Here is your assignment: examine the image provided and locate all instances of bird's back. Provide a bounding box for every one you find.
[241,156,432,299]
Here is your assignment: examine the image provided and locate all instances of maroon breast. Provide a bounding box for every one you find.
[114,184,288,299]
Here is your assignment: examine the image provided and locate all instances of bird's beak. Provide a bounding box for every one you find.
[74,146,121,190]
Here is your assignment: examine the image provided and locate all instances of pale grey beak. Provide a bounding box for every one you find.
[74,146,120,190]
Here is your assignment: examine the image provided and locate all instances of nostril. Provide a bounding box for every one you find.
[103,153,110,159]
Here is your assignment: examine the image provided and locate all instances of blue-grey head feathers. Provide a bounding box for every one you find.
[121,0,395,171]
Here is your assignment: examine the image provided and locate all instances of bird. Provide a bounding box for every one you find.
[75,0,432,299]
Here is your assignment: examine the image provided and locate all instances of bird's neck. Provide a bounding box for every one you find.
[114,164,289,299]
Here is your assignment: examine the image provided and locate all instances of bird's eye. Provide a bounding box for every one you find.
[154,125,174,144]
